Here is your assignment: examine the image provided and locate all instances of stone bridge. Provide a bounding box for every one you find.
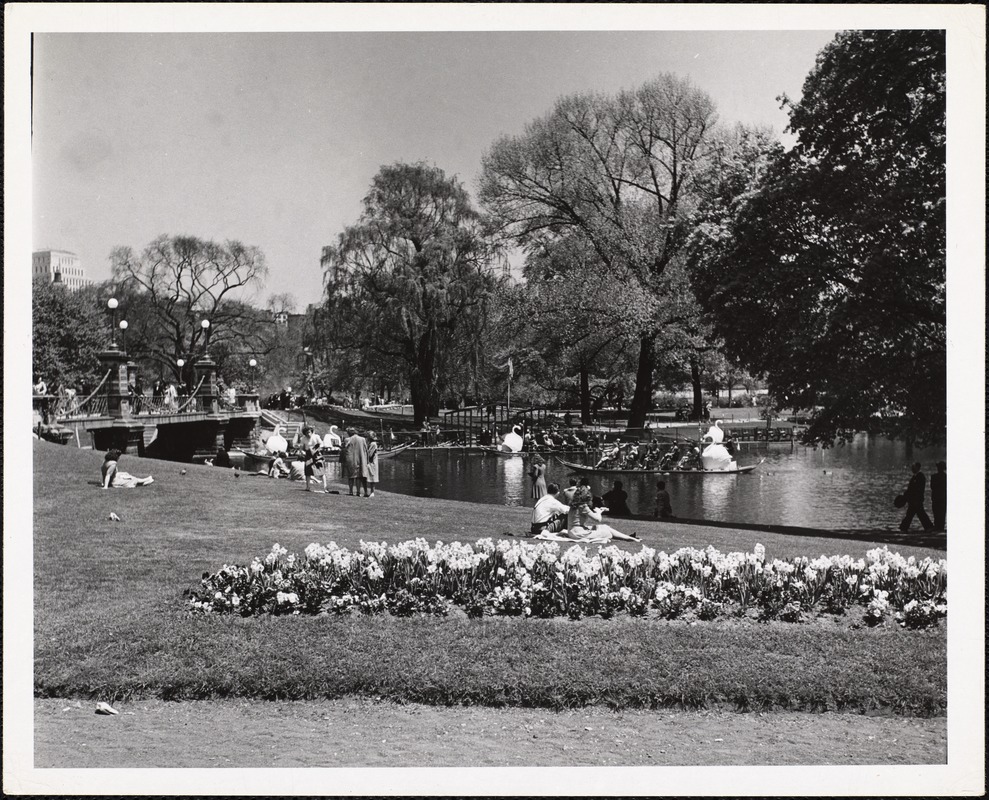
[37,347,262,462]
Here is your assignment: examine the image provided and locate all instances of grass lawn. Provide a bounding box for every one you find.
[33,441,946,715]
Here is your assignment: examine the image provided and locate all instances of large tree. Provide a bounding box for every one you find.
[480,74,720,428]
[509,235,652,422]
[320,163,503,425]
[692,30,946,445]
[32,281,109,391]
[109,235,270,382]
[684,124,781,416]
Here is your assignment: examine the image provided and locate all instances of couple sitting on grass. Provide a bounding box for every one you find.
[530,483,639,543]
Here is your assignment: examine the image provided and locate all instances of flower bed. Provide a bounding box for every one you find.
[188,540,946,628]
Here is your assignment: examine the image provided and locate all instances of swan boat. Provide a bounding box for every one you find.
[554,457,762,475]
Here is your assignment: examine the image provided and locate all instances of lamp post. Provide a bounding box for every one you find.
[302,347,315,399]
[200,319,211,354]
[107,298,119,348]
[119,320,129,355]
[249,358,258,393]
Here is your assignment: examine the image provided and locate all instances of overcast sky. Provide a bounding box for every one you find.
[31,30,839,305]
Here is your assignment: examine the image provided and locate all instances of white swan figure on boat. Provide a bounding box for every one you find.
[501,424,524,453]
[265,425,288,454]
[701,441,735,471]
[322,425,342,449]
[703,420,725,444]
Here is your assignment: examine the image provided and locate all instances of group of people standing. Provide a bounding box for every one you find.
[899,461,946,533]
[292,425,381,497]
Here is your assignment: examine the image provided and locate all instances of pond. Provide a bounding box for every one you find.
[362,434,945,531]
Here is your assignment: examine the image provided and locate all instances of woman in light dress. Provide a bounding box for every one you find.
[101,450,154,488]
[365,430,379,497]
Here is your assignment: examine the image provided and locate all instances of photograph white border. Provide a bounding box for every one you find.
[4,3,984,796]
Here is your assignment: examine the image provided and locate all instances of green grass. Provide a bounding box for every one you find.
[33,441,947,714]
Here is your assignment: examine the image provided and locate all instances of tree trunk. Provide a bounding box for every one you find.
[409,328,439,427]
[690,358,703,419]
[627,334,655,430]
[579,363,592,425]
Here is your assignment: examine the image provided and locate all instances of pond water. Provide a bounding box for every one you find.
[354,434,945,531]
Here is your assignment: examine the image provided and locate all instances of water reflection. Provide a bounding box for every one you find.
[376,434,946,530]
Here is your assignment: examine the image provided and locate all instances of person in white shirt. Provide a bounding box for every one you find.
[530,483,570,536]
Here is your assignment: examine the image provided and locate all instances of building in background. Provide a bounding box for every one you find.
[33,249,92,290]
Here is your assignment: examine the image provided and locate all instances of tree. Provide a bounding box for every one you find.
[692,30,946,445]
[32,281,109,391]
[480,74,720,428]
[685,124,782,416]
[509,234,650,422]
[320,163,504,425]
[109,235,270,382]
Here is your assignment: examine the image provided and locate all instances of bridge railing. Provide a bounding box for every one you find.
[50,370,113,420]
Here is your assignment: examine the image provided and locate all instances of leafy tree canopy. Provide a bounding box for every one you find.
[480,74,721,428]
[32,281,110,391]
[691,30,945,445]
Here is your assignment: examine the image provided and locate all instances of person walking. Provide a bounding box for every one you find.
[900,462,935,533]
[300,426,326,493]
[366,430,380,497]
[930,461,946,533]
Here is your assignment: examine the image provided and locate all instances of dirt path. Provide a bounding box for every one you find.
[35,698,945,768]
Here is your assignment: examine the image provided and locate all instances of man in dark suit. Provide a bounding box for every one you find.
[900,462,935,533]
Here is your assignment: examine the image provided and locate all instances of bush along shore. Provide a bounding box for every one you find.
[189,539,946,629]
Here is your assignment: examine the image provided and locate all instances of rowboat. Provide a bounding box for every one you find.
[235,449,276,472]
[555,457,761,475]
[377,441,414,458]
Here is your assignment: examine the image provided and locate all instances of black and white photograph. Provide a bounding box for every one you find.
[4,3,984,796]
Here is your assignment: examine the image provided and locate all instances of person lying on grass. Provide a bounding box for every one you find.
[101,449,154,489]
[535,487,639,543]
[530,482,570,536]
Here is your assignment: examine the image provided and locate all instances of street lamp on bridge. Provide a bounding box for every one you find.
[118,319,129,355]
[200,319,211,353]
[107,298,119,349]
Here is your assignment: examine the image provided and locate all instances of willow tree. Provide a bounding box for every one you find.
[320,163,503,425]
[480,74,719,428]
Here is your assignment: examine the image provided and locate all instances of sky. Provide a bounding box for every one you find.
[32,29,839,305]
